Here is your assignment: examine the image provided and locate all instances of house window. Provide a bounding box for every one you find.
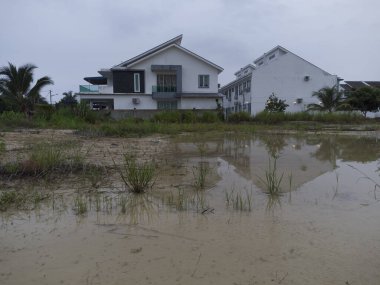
[157,73,176,92]
[134,73,140,92]
[198,75,209,88]
[246,81,251,92]
[258,61,264,66]
[269,54,275,60]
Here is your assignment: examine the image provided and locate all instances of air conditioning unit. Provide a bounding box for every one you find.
[132,98,140,104]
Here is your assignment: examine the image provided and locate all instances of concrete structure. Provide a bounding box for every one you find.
[77,35,223,112]
[220,46,339,115]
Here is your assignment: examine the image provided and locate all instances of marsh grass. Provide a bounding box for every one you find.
[164,187,208,212]
[73,194,88,215]
[0,140,5,155]
[117,193,155,224]
[116,154,155,193]
[192,143,211,190]
[192,161,210,190]
[0,141,89,178]
[225,188,253,212]
[258,155,284,197]
[0,190,49,211]
[348,164,380,200]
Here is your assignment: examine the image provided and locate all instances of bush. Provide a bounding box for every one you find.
[228,112,251,123]
[181,111,198,123]
[34,104,55,120]
[199,111,219,123]
[0,111,35,129]
[153,111,181,123]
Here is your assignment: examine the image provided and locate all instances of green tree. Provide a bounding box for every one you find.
[307,86,343,113]
[265,93,288,112]
[345,86,380,117]
[0,63,53,116]
[57,91,77,108]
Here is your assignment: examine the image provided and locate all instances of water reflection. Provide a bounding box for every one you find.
[174,133,380,193]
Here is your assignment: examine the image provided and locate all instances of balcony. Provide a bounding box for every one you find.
[152,85,177,93]
[79,85,99,93]
[152,85,178,100]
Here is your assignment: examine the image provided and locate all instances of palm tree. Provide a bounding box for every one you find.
[0,63,53,116]
[307,86,343,113]
[58,91,77,107]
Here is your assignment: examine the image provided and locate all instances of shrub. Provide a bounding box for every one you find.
[181,111,198,123]
[153,111,181,123]
[228,112,251,123]
[199,111,219,123]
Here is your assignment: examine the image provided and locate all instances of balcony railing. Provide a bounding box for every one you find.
[152,85,177,93]
[79,85,99,93]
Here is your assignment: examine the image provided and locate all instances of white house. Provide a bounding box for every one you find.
[220,45,339,115]
[77,35,224,113]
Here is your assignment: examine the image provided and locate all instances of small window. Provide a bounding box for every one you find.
[198,75,210,88]
[134,73,140,92]
[269,54,275,60]
[258,61,264,66]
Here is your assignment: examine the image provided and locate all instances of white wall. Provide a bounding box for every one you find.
[79,94,157,110]
[130,46,220,94]
[251,52,338,114]
[179,98,218,109]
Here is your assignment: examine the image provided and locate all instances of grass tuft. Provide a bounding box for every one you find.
[117,154,155,193]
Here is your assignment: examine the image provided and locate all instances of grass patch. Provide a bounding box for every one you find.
[0,190,49,211]
[0,140,93,178]
[117,154,155,193]
[258,155,284,197]
[225,189,253,212]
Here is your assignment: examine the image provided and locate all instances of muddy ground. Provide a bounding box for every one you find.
[1,129,380,285]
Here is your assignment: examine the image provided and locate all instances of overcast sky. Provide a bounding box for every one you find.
[1,0,379,102]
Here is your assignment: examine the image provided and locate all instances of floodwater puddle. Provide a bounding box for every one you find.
[1,130,380,284]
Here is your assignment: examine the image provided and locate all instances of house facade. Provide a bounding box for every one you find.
[77,35,223,113]
[220,46,339,115]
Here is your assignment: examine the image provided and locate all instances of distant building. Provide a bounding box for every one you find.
[77,35,223,114]
[220,46,339,116]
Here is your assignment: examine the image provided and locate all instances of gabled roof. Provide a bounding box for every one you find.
[113,35,183,68]
[111,35,223,73]
[253,45,333,76]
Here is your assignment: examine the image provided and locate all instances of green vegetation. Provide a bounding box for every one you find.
[225,189,253,212]
[117,154,155,193]
[0,141,93,178]
[73,193,88,215]
[258,155,284,197]
[0,190,48,211]
[265,93,289,112]
[227,111,251,123]
[164,188,208,212]
[345,86,380,117]
[0,63,53,116]
[0,139,5,154]
[307,86,344,113]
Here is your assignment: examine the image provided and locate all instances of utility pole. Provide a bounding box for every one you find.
[49,90,58,105]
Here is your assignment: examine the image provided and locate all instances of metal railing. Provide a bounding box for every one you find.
[79,85,99,93]
[152,85,177,93]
